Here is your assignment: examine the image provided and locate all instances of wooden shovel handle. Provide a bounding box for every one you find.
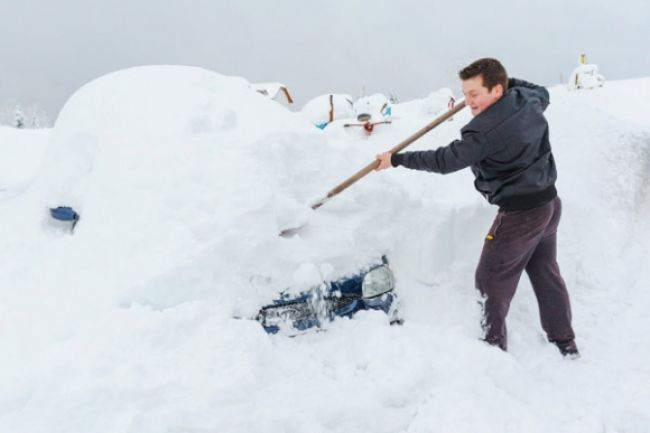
[311,100,466,210]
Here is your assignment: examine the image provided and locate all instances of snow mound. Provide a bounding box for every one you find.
[9,65,408,314]
[41,65,312,208]
[301,93,354,128]
[0,126,50,200]
[12,65,353,311]
[393,87,454,117]
[2,72,650,433]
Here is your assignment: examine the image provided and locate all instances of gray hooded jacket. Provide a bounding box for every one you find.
[391,78,557,211]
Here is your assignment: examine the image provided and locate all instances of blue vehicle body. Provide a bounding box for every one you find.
[49,206,80,233]
[257,257,401,334]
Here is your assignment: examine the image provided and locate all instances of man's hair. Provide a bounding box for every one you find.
[459,58,508,91]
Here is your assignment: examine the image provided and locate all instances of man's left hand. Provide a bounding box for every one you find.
[375,152,393,171]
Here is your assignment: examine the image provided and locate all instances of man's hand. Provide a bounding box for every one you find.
[375,152,393,171]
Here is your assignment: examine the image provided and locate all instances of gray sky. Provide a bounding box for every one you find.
[2,0,649,122]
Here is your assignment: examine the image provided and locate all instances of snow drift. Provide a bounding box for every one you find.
[1,67,650,433]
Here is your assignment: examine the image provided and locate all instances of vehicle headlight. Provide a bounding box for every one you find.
[361,265,395,298]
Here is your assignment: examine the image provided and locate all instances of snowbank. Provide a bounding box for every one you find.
[1,65,413,313]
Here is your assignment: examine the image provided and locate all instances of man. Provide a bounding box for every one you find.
[375,58,578,357]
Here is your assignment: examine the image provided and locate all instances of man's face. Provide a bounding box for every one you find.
[462,75,503,116]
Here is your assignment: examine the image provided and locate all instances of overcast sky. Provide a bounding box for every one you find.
[2,0,649,122]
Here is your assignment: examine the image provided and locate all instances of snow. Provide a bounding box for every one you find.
[301,93,355,127]
[392,87,455,118]
[568,63,605,90]
[1,66,650,433]
[352,93,391,120]
[0,126,50,199]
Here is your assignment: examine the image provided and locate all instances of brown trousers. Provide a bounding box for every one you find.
[475,196,575,350]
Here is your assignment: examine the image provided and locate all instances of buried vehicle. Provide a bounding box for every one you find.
[35,65,403,335]
[257,256,401,334]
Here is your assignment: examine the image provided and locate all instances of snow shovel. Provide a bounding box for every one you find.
[280,100,466,237]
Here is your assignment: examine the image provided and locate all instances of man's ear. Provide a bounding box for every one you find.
[493,84,504,98]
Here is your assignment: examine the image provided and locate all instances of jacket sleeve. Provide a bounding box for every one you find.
[391,132,489,174]
[508,78,549,111]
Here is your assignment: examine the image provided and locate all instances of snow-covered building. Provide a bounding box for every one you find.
[568,54,605,90]
[251,82,294,107]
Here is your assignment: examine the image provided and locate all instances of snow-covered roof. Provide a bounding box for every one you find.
[251,82,294,104]
[352,93,391,120]
[568,63,605,90]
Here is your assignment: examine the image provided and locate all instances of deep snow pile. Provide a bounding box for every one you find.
[1,68,649,433]
[1,66,408,315]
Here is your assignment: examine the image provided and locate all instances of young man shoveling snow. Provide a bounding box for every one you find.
[376,58,578,357]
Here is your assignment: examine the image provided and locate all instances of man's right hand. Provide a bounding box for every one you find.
[375,152,393,171]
